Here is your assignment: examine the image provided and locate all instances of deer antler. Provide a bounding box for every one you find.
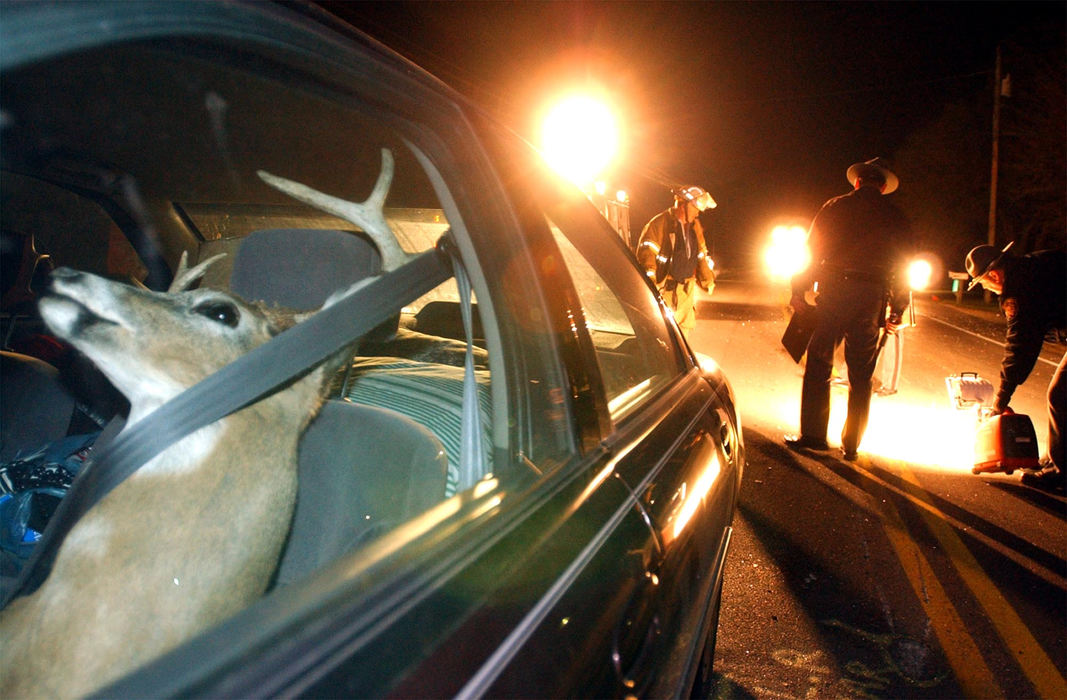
[168,252,227,293]
[257,148,411,273]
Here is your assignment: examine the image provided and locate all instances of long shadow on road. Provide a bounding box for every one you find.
[712,427,963,699]
[864,461,1066,575]
[713,425,1066,699]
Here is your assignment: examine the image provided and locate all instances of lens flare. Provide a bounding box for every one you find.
[769,383,992,473]
[764,225,811,281]
[908,259,934,291]
[858,399,982,470]
[540,95,619,186]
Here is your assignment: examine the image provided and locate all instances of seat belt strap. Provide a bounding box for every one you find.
[2,248,450,606]
[403,139,489,494]
[451,254,487,491]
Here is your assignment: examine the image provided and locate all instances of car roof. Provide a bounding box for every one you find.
[1,0,506,131]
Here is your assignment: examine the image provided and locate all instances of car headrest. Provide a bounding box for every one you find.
[229,229,382,311]
[0,351,75,461]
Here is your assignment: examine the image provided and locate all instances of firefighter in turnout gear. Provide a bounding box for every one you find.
[636,186,716,339]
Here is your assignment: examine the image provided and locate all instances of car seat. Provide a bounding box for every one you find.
[0,351,75,462]
[229,229,450,581]
[229,228,382,311]
[274,399,448,585]
[230,227,402,343]
[339,356,491,497]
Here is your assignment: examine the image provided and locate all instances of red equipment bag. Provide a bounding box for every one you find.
[972,412,1041,474]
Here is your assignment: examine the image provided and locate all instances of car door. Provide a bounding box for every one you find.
[361,150,712,697]
[531,172,743,695]
[1,3,735,697]
[101,141,678,697]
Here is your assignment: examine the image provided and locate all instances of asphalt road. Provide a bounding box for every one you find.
[690,278,1066,699]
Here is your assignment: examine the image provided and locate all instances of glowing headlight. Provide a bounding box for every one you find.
[907,259,933,290]
[764,225,811,282]
[541,95,619,186]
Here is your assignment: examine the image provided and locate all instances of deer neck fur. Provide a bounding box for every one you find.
[0,265,338,699]
[0,367,327,699]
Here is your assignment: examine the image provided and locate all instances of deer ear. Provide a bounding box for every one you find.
[253,303,303,335]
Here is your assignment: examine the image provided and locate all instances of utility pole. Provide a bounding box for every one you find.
[985,43,1003,304]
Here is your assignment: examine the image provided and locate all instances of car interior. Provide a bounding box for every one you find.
[0,8,740,698]
[0,39,500,608]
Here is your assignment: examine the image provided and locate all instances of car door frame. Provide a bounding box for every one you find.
[9,1,662,697]
[505,168,742,695]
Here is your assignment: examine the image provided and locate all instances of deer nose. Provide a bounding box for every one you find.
[49,267,83,282]
[46,267,86,292]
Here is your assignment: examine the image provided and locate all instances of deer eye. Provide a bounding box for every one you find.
[193,301,240,327]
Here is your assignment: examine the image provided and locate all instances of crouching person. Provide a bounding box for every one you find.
[966,242,1067,491]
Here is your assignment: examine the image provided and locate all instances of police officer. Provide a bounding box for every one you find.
[636,186,716,339]
[786,158,914,460]
[966,242,1066,490]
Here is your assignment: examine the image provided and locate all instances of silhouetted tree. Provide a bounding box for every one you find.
[895,21,1065,277]
[997,24,1067,253]
[895,101,990,273]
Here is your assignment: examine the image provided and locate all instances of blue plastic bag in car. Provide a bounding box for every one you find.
[0,433,97,572]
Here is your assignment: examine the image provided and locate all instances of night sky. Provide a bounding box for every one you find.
[322,1,1065,270]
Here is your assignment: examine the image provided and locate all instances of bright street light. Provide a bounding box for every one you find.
[540,95,619,186]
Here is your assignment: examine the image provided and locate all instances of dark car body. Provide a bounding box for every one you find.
[0,1,743,696]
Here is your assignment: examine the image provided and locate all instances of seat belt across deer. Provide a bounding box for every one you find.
[1,246,451,606]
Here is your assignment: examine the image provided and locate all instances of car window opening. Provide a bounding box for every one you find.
[0,38,500,680]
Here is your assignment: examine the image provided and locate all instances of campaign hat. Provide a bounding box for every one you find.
[846,157,898,194]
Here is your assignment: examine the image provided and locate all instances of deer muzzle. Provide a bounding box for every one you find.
[39,268,126,338]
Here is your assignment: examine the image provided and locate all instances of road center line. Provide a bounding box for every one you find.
[872,476,999,697]
[892,460,1067,699]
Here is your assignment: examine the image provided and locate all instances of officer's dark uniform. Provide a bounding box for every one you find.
[991,249,1067,471]
[791,173,913,457]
